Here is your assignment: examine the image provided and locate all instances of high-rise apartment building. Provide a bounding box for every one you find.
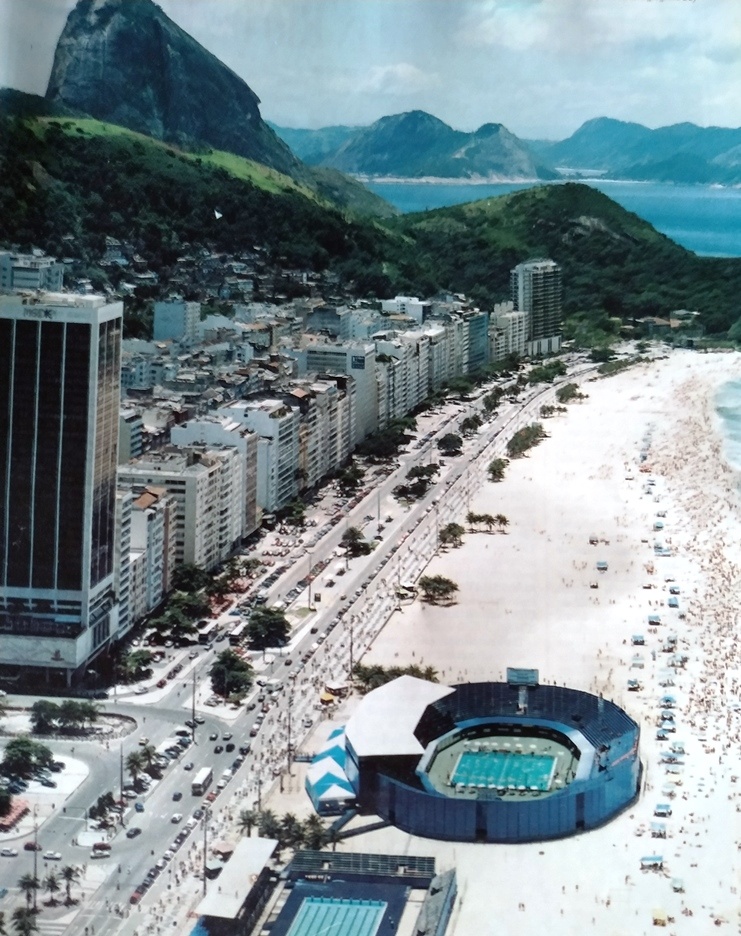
[511,259,562,356]
[0,294,122,687]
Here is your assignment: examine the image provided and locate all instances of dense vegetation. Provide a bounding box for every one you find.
[3,108,741,336]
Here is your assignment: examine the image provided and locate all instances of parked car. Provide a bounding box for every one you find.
[126,827,142,839]
[1,847,18,857]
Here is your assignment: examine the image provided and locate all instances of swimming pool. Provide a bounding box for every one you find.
[452,750,556,791]
[286,897,387,936]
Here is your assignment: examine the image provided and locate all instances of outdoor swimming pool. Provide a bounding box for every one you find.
[286,897,387,936]
[452,750,556,791]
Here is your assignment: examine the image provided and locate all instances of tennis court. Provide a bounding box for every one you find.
[286,897,387,936]
[452,749,556,791]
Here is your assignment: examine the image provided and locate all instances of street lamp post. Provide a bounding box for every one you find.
[119,744,126,827]
[306,550,314,611]
[201,805,211,897]
[32,807,38,911]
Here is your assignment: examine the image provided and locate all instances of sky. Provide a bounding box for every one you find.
[0,0,739,140]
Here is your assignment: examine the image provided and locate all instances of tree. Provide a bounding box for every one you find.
[302,814,328,850]
[437,433,463,456]
[487,458,508,482]
[11,908,37,936]
[495,514,509,533]
[2,738,53,777]
[341,527,371,558]
[506,423,548,458]
[460,414,482,437]
[237,808,260,837]
[43,872,60,907]
[555,383,587,404]
[209,649,254,698]
[16,874,39,910]
[280,813,305,850]
[247,608,290,652]
[0,910,6,936]
[60,866,80,906]
[125,751,146,786]
[257,809,282,840]
[0,787,11,818]
[139,745,160,777]
[337,462,364,493]
[418,575,459,605]
[439,522,465,549]
[117,649,153,684]
[29,701,59,734]
[171,564,211,593]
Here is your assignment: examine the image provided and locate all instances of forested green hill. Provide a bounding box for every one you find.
[2,113,741,336]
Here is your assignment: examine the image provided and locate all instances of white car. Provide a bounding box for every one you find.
[1,847,18,857]
[44,851,62,861]
[170,813,183,824]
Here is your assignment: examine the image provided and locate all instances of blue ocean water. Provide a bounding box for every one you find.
[715,381,741,471]
[367,179,741,258]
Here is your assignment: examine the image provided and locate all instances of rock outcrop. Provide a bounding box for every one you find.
[46,0,306,180]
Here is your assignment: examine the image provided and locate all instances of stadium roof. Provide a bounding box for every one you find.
[196,837,278,919]
[345,675,454,758]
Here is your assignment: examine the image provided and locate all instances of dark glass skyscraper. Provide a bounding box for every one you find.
[0,294,122,686]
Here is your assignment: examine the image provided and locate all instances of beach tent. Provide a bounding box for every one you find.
[648,614,662,625]
[652,908,668,926]
[596,560,608,572]
[654,803,672,817]
[669,585,680,595]
[640,855,663,870]
[659,695,676,707]
[631,635,645,645]
[669,741,685,755]
[650,822,667,838]
[671,878,684,893]
[668,597,679,608]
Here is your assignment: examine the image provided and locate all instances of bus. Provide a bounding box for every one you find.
[229,621,248,646]
[191,767,213,796]
[198,621,219,645]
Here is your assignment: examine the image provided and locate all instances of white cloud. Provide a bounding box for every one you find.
[359,62,440,96]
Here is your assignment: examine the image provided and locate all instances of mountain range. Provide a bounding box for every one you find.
[274,113,741,185]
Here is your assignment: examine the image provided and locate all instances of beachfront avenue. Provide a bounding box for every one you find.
[0,354,603,933]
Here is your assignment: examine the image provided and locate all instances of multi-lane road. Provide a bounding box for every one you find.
[0,357,601,934]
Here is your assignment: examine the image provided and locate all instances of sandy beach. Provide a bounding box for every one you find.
[314,349,741,934]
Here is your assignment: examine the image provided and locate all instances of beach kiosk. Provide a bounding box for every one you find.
[652,907,668,927]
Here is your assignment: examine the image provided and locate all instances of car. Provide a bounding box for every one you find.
[44,851,62,861]
[24,841,41,851]
[183,762,194,771]
[39,777,57,788]
[171,813,183,824]
[125,827,142,839]
[1,847,18,857]
[138,736,149,745]
[208,732,218,741]
[222,732,232,740]
[157,678,167,688]
[172,791,183,801]
[130,891,142,905]
[231,757,243,770]
[238,745,251,756]
[249,726,259,737]
[135,802,145,813]
[134,686,148,695]
[225,743,235,753]
[213,745,223,754]
[185,719,196,729]
[50,761,64,772]
[193,808,204,820]
[194,715,205,724]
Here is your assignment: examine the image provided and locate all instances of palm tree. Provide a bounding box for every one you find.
[43,872,60,907]
[279,813,304,850]
[418,575,459,605]
[327,826,342,853]
[139,744,159,776]
[125,750,146,786]
[495,514,509,533]
[302,814,328,851]
[237,808,260,837]
[17,874,38,911]
[257,809,281,840]
[60,865,80,906]
[11,908,37,936]
[0,909,7,936]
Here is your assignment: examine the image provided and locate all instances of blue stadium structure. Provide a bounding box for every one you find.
[331,674,641,843]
